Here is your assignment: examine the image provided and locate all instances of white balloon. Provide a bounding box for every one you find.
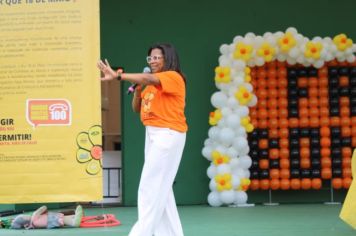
[219,127,235,146]
[219,44,230,55]
[216,163,231,174]
[286,27,298,34]
[232,76,244,86]
[204,138,213,146]
[234,191,248,204]
[207,165,217,179]
[221,107,233,116]
[313,60,324,69]
[215,145,228,155]
[227,97,239,109]
[239,155,252,168]
[232,60,246,70]
[235,127,247,137]
[218,55,231,67]
[202,146,213,160]
[211,92,228,108]
[208,191,223,207]
[249,95,258,107]
[229,157,240,168]
[232,175,241,188]
[209,178,217,191]
[243,169,250,178]
[220,190,235,204]
[255,57,265,66]
[239,145,250,155]
[233,36,244,44]
[236,106,249,117]
[232,137,248,152]
[234,167,245,178]
[347,54,355,63]
[226,148,237,159]
[208,126,220,140]
[226,114,241,128]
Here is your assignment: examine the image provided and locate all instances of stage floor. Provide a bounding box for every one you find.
[0,204,354,236]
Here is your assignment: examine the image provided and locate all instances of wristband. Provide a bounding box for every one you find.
[116,67,124,80]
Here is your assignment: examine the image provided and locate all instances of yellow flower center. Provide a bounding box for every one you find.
[219,72,225,78]
[240,48,246,54]
[217,158,223,164]
[243,91,250,98]
[264,49,270,55]
[283,38,289,44]
[219,180,226,185]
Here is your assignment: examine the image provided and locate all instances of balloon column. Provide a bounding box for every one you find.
[202,27,356,207]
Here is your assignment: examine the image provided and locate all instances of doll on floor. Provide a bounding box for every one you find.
[10,205,83,229]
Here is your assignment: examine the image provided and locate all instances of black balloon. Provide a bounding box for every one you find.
[311,169,321,178]
[290,169,300,178]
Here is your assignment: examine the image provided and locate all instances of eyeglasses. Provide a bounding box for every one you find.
[146,55,163,63]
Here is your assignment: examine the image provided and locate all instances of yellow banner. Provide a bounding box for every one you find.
[340,149,356,229]
[0,0,102,203]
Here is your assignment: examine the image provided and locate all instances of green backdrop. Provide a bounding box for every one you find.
[99,0,356,206]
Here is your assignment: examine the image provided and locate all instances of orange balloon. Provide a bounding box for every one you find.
[320,127,330,137]
[278,98,288,109]
[278,78,288,88]
[340,117,351,127]
[280,169,290,179]
[343,168,352,178]
[320,107,329,117]
[352,137,356,147]
[268,109,278,119]
[257,78,267,88]
[267,99,278,109]
[309,97,319,107]
[352,126,356,137]
[278,89,288,98]
[267,78,278,88]
[319,117,330,127]
[311,178,322,190]
[268,88,278,98]
[257,89,268,99]
[251,119,258,128]
[259,139,269,149]
[290,179,301,190]
[352,117,356,126]
[298,77,308,87]
[269,129,279,138]
[343,177,352,189]
[319,90,329,100]
[340,97,350,107]
[257,108,268,119]
[280,179,290,190]
[300,147,310,159]
[280,159,290,169]
[330,117,340,126]
[259,159,269,169]
[269,148,280,159]
[289,118,299,128]
[342,147,352,158]
[278,108,288,118]
[279,138,289,148]
[318,67,328,77]
[270,169,280,179]
[299,108,309,118]
[308,87,318,98]
[279,128,289,138]
[258,99,267,109]
[270,179,280,190]
[320,137,331,148]
[321,148,331,158]
[279,148,290,159]
[258,119,268,129]
[342,157,352,168]
[332,178,343,189]
[340,107,350,117]
[339,76,349,87]
[321,168,332,179]
[299,98,308,108]
[341,126,351,137]
[309,107,319,118]
[309,117,320,127]
[279,118,289,129]
[299,138,310,148]
[268,118,279,129]
[250,179,260,190]
[318,76,328,87]
[300,158,311,169]
[321,157,332,168]
[301,178,312,190]
[299,117,309,128]
[308,77,318,87]
[260,179,270,190]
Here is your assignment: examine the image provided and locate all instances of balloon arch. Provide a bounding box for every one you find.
[202,27,356,206]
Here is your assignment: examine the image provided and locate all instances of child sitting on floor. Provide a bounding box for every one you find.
[10,205,83,229]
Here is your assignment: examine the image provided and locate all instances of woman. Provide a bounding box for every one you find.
[97,43,187,236]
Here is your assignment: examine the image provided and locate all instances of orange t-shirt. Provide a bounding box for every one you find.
[140,71,188,132]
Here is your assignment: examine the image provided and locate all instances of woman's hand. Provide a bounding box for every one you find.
[97,59,117,81]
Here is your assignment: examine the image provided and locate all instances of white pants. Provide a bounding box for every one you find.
[129,126,186,236]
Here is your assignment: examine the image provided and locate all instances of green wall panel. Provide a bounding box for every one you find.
[100,0,356,205]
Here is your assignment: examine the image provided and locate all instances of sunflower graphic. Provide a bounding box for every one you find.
[76,125,102,175]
